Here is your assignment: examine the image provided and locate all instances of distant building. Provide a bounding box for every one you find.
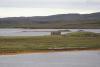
[51,31,61,35]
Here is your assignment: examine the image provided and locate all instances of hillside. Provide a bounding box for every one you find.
[0,12,100,29]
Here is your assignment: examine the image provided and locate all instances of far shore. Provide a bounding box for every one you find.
[0,48,100,55]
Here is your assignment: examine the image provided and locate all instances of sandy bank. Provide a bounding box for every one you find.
[0,48,100,55]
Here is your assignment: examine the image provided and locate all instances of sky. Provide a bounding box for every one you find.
[0,0,100,17]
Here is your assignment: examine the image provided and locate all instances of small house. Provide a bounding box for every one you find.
[51,31,61,35]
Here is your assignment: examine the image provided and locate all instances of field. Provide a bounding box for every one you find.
[0,21,100,29]
[0,32,100,54]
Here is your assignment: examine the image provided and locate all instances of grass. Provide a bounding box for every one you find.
[65,32,100,37]
[0,21,100,29]
[0,32,100,53]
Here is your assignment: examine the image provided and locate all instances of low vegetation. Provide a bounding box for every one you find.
[0,32,100,54]
[65,32,100,37]
[0,21,100,29]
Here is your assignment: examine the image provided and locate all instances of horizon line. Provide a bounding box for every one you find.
[0,11,100,18]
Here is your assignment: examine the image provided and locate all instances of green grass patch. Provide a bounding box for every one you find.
[0,33,100,53]
[65,32,100,37]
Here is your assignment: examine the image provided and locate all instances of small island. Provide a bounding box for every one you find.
[0,31,100,55]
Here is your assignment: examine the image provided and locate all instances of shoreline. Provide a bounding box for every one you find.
[0,48,100,55]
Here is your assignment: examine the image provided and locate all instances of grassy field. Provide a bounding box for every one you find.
[0,21,100,29]
[0,32,100,53]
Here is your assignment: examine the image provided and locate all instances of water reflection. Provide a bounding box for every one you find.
[0,51,100,67]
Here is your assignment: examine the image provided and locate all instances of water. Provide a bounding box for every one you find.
[0,50,100,67]
[0,28,100,36]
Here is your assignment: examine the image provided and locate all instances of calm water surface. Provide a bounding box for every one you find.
[0,51,100,67]
[0,28,100,36]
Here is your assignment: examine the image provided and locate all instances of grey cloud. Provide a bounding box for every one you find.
[0,0,99,10]
[0,0,86,8]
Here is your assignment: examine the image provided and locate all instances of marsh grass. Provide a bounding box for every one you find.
[0,32,100,53]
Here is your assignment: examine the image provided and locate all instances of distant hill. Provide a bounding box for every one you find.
[0,12,100,29]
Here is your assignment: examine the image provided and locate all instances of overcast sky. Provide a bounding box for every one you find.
[0,0,100,17]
